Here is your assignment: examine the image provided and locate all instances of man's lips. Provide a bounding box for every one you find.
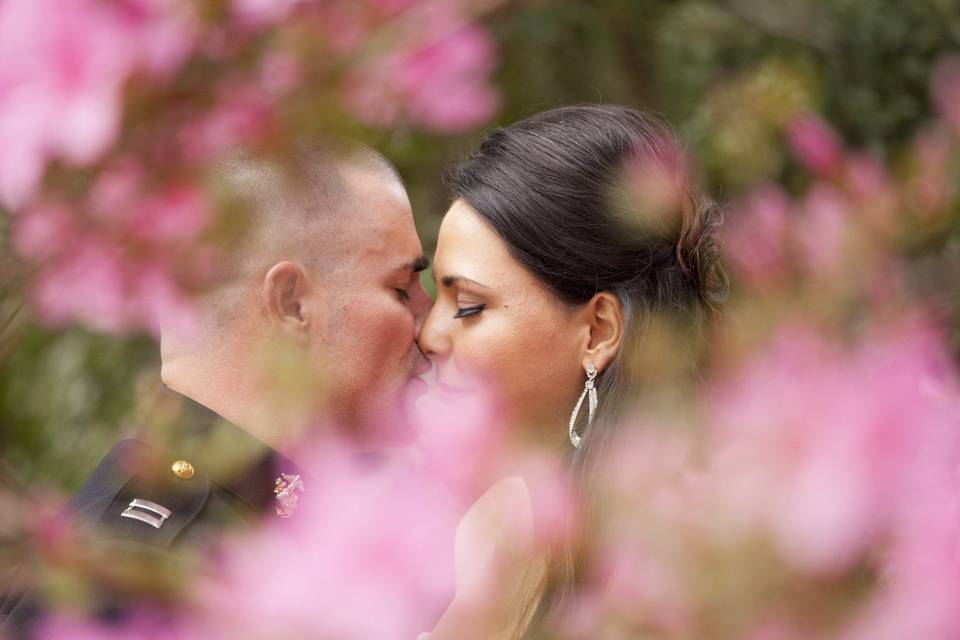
[412,352,432,378]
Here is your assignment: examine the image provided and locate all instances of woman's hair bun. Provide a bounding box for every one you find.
[676,194,728,314]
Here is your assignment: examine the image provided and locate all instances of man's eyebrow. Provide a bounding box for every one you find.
[412,255,430,273]
[439,274,490,289]
[395,256,430,273]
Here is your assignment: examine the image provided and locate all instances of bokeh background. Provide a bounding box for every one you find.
[1,0,958,520]
[3,1,960,637]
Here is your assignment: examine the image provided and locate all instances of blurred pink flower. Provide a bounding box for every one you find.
[747,618,811,640]
[597,543,693,635]
[905,126,954,215]
[795,184,849,275]
[723,184,791,287]
[843,152,898,231]
[12,203,76,261]
[785,113,845,178]
[39,611,187,640]
[0,0,126,207]
[709,322,960,581]
[231,0,300,27]
[343,19,499,132]
[197,440,477,636]
[29,237,198,337]
[0,0,194,208]
[930,55,960,133]
[177,86,273,164]
[118,0,197,78]
[137,265,201,339]
[258,52,304,97]
[128,184,209,244]
[411,379,505,497]
[87,160,147,226]
[31,238,132,333]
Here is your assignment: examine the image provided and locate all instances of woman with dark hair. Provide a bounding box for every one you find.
[417,104,726,638]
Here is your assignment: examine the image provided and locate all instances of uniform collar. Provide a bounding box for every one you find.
[144,387,305,516]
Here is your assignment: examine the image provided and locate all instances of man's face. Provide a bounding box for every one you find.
[306,167,432,434]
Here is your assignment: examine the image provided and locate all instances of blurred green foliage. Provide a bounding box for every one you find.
[3,0,959,493]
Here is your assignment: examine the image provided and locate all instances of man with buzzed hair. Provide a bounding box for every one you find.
[161,141,432,446]
[1,141,433,637]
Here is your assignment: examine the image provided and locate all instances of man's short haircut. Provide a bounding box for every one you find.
[204,140,404,321]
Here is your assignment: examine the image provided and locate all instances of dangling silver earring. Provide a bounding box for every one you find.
[568,362,598,449]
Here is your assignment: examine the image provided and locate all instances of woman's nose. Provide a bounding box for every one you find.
[417,301,450,359]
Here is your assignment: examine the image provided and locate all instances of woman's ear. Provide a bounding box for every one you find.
[262,261,311,341]
[579,292,624,374]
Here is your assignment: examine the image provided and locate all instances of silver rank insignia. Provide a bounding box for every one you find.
[120,498,173,529]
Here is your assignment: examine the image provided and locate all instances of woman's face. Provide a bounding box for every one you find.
[419,199,588,440]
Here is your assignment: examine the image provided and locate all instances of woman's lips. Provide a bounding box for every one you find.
[437,379,474,397]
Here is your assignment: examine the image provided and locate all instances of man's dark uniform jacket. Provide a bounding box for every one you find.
[0,388,302,638]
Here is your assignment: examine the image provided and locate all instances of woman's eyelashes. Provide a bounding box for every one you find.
[453,304,485,319]
[394,287,411,302]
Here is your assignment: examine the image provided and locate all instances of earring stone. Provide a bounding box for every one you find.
[568,362,599,449]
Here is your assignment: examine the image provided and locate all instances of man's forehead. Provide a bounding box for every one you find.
[342,160,410,210]
[325,176,423,274]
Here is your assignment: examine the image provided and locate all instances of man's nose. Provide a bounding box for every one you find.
[410,282,433,336]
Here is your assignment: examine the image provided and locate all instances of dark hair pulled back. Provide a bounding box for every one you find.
[445,104,726,325]
[444,104,727,638]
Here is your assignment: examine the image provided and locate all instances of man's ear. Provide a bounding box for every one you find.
[262,261,311,341]
[576,292,624,374]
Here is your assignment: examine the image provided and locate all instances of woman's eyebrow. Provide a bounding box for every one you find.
[439,274,491,289]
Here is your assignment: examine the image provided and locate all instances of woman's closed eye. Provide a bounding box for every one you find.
[395,287,411,302]
[454,303,485,319]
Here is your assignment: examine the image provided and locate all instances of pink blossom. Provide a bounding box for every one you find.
[87,160,147,227]
[28,237,198,336]
[39,611,188,640]
[930,55,960,133]
[197,448,461,635]
[747,618,811,640]
[86,163,209,244]
[117,0,197,78]
[795,184,849,275]
[343,21,499,132]
[623,135,692,234]
[409,373,506,498]
[176,87,273,165]
[230,0,300,27]
[185,386,513,639]
[722,184,791,287]
[0,0,126,207]
[843,152,898,231]
[596,543,693,635]
[31,238,132,333]
[12,203,76,261]
[0,0,194,208]
[709,323,960,578]
[258,52,304,97]
[785,113,845,178]
[311,2,374,55]
[127,184,210,244]
[905,126,954,215]
[137,265,201,339]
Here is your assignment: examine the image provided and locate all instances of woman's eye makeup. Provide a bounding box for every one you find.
[453,304,485,319]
